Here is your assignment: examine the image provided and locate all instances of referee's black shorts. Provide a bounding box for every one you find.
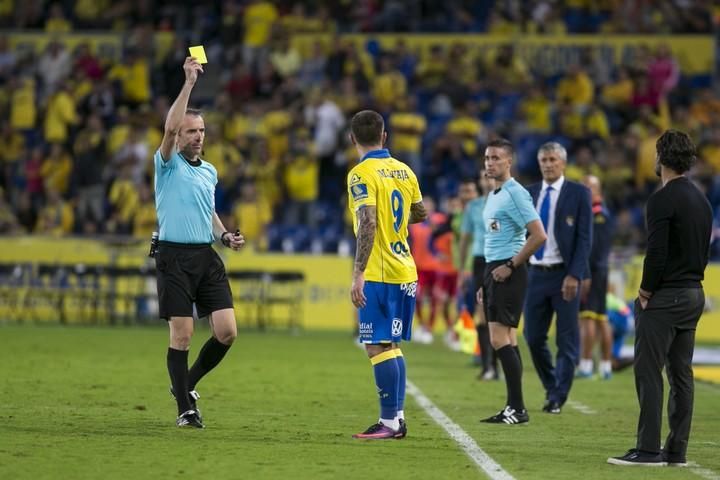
[483,258,527,328]
[155,241,234,320]
[580,267,609,321]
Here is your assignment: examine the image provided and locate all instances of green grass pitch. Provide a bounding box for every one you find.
[1,325,719,480]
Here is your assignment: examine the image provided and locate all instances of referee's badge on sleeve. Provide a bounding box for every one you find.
[351,183,369,201]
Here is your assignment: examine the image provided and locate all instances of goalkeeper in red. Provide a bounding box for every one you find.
[347,110,428,439]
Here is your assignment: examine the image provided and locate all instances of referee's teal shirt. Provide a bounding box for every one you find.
[482,178,539,262]
[154,149,216,244]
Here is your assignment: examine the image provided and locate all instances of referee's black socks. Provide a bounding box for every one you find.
[496,344,525,411]
[188,336,231,391]
[167,348,192,414]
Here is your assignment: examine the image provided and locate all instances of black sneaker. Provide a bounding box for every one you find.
[662,450,688,467]
[480,406,529,425]
[170,387,202,422]
[394,419,407,439]
[176,409,204,428]
[542,400,561,414]
[607,449,666,466]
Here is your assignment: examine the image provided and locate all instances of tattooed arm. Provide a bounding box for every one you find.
[408,201,428,224]
[350,205,377,308]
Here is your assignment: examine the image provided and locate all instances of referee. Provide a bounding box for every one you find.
[479,139,547,425]
[609,130,712,466]
[155,57,245,428]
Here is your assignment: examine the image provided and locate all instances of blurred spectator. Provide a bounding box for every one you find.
[283,132,319,227]
[40,143,72,196]
[132,183,157,239]
[44,84,78,145]
[243,0,279,71]
[372,55,407,111]
[107,164,138,234]
[232,181,271,249]
[556,64,594,111]
[72,114,107,225]
[0,190,20,233]
[107,48,151,107]
[389,95,427,177]
[518,86,552,134]
[37,41,71,100]
[0,35,17,81]
[270,34,302,79]
[45,3,71,33]
[647,44,680,99]
[35,187,73,235]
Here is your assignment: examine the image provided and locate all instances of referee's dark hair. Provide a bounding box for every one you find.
[351,110,384,146]
[656,129,697,174]
[486,138,514,158]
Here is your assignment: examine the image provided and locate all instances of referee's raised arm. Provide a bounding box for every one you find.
[159,57,204,161]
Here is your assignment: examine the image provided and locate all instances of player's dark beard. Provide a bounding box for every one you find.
[655,160,662,177]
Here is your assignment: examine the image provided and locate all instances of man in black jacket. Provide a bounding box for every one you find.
[608,130,712,467]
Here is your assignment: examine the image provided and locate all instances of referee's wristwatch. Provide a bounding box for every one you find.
[504,259,516,272]
[220,231,232,247]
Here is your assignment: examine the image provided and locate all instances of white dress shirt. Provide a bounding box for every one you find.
[529,176,565,266]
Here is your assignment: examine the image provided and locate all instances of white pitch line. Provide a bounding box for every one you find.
[565,400,597,415]
[688,462,720,480]
[406,380,515,480]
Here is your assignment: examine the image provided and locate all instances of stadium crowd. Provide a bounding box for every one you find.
[0,0,718,259]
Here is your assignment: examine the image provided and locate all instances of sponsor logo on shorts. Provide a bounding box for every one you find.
[401,282,417,298]
[359,322,373,336]
[391,318,403,336]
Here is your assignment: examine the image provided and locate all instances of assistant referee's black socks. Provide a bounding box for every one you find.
[496,344,525,411]
[188,336,232,391]
[167,348,192,414]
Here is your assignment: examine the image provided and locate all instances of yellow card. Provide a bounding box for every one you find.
[188,45,208,64]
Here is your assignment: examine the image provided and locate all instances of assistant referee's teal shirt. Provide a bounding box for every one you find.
[482,178,540,262]
[154,149,216,244]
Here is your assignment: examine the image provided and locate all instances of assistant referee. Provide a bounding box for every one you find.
[155,57,245,428]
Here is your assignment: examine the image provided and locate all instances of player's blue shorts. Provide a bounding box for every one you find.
[358,281,417,344]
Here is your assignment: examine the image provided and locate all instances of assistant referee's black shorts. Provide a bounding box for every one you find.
[483,258,527,328]
[155,241,234,320]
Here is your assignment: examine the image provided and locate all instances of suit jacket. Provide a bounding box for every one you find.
[526,179,592,280]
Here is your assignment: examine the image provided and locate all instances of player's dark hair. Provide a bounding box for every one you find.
[656,129,696,174]
[351,110,384,146]
[186,108,203,117]
[486,138,514,157]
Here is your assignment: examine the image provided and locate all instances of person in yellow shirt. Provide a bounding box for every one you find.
[389,96,426,177]
[232,181,272,249]
[446,102,483,157]
[108,165,140,234]
[107,49,151,106]
[556,100,585,139]
[556,64,594,111]
[601,67,633,108]
[41,143,72,195]
[261,95,293,160]
[132,182,157,238]
[518,86,551,134]
[10,76,37,132]
[416,45,447,89]
[35,187,74,236]
[243,0,278,69]
[565,146,603,182]
[585,104,610,140]
[44,84,77,145]
[345,110,427,439]
[203,123,243,185]
[45,3,72,33]
[0,122,25,168]
[372,56,407,111]
[283,135,319,226]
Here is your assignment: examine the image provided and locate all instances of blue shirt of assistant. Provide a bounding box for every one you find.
[154,149,216,244]
[461,196,487,258]
[483,178,540,262]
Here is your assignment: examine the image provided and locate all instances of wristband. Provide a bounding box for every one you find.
[221,231,232,247]
[505,259,516,271]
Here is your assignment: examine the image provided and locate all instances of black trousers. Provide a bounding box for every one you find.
[634,287,704,456]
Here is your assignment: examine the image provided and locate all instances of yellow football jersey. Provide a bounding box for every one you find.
[347,149,422,284]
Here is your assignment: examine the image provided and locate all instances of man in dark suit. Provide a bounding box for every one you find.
[523,142,592,413]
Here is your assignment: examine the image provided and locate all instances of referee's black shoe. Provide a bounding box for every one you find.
[170,387,202,423]
[481,406,529,425]
[176,409,204,429]
[607,449,665,466]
